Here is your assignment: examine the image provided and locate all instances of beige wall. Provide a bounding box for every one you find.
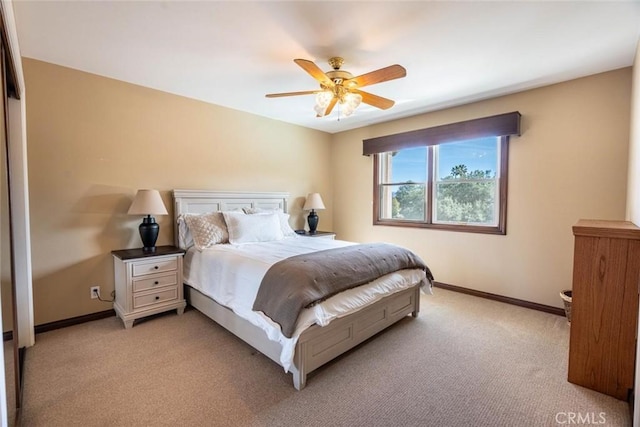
[23,58,333,325]
[331,68,631,308]
[628,41,640,225]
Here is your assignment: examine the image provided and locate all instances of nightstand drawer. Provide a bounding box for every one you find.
[132,272,178,293]
[132,258,177,277]
[133,287,178,309]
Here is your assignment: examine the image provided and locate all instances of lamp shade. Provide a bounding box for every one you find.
[128,189,168,253]
[127,189,168,216]
[303,193,325,211]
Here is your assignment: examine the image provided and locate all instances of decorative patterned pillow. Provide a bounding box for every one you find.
[182,212,229,250]
[223,211,284,244]
[242,207,296,237]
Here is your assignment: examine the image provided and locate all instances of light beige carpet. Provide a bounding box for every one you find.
[4,340,16,427]
[19,289,630,426]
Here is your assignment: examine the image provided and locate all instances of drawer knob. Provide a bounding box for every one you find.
[154,281,159,285]
[154,266,159,270]
[155,296,160,300]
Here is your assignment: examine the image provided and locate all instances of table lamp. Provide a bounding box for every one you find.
[303,193,325,234]
[127,189,168,252]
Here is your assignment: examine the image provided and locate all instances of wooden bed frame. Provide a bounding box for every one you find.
[173,189,421,390]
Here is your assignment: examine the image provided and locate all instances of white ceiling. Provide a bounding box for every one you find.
[11,1,640,134]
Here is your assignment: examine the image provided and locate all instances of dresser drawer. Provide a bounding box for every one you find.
[132,272,178,293]
[132,258,177,277]
[133,287,178,310]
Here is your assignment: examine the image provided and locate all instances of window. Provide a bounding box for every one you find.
[379,147,427,221]
[366,112,520,235]
[433,137,500,227]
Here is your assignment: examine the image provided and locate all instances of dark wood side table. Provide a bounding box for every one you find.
[299,231,336,239]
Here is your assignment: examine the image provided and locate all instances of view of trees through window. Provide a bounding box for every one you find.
[392,165,496,224]
[391,184,423,219]
[434,164,496,224]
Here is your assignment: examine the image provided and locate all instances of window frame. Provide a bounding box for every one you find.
[363,112,521,235]
[373,136,509,235]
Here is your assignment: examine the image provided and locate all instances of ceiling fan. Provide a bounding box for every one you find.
[266,57,406,118]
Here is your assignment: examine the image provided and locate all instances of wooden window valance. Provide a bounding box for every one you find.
[362,111,521,156]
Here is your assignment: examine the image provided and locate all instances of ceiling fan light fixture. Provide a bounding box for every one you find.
[314,90,333,115]
[314,103,327,115]
[341,92,362,117]
[266,57,406,119]
[315,90,333,108]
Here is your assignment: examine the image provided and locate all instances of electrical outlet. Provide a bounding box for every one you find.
[90,286,100,299]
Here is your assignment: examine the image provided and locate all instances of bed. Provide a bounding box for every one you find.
[173,189,431,390]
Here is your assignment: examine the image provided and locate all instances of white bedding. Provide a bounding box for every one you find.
[183,235,429,371]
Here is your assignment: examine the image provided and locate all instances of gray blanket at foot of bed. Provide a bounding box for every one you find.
[252,243,434,338]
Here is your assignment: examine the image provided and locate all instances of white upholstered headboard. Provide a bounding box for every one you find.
[172,190,290,248]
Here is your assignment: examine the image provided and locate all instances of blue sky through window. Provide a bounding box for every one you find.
[390,147,426,183]
[390,137,498,182]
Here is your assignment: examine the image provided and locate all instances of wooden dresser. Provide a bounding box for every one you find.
[568,219,640,401]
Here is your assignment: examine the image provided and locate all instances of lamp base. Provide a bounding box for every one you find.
[307,210,319,234]
[139,215,160,252]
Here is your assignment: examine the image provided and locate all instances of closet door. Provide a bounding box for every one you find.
[0,13,21,423]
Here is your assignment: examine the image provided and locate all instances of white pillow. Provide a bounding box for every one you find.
[177,215,194,249]
[223,211,284,244]
[242,207,296,237]
[181,212,229,250]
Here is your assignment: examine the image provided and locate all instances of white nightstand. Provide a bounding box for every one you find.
[112,246,186,329]
[300,231,336,239]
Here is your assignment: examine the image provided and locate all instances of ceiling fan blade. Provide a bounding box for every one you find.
[265,90,319,98]
[345,64,406,89]
[352,89,395,110]
[318,97,338,117]
[294,59,333,87]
